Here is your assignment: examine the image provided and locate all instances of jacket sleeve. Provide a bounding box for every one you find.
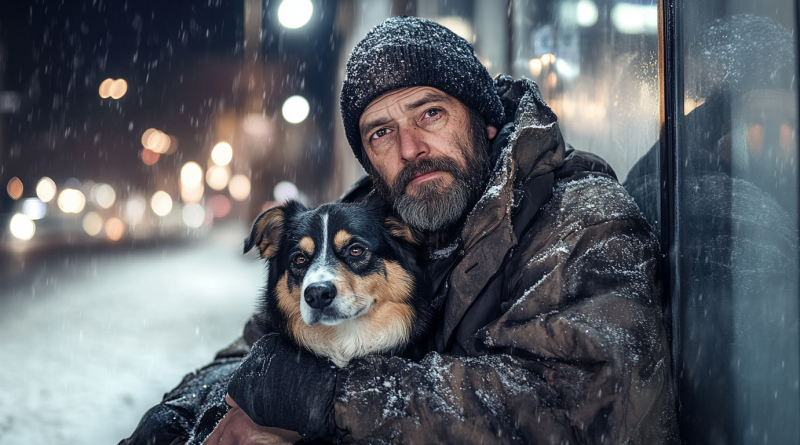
[334,216,677,444]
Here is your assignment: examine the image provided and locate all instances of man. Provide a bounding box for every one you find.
[122,16,678,445]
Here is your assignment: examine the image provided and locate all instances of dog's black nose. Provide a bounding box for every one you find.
[304,282,337,309]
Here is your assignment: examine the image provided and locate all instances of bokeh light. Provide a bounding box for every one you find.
[209,194,231,218]
[142,148,160,166]
[206,166,231,190]
[82,212,104,236]
[228,175,251,201]
[181,184,204,203]
[98,78,114,98]
[182,204,206,228]
[57,189,86,214]
[142,129,171,154]
[105,217,125,241]
[109,79,128,99]
[278,0,313,29]
[181,162,203,188]
[6,177,23,200]
[529,58,543,77]
[36,177,57,203]
[576,0,599,27]
[211,142,233,166]
[9,214,35,240]
[150,191,173,216]
[124,195,146,225]
[94,184,116,209]
[282,95,310,124]
[274,181,299,202]
[22,198,46,220]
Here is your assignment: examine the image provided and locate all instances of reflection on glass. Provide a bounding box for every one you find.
[677,8,799,445]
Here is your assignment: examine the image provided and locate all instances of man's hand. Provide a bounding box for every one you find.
[202,395,302,445]
[225,334,339,440]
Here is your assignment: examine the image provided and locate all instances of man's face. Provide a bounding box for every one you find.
[358,87,497,232]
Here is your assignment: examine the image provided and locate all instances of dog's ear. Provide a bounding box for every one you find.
[244,206,286,258]
[384,216,421,245]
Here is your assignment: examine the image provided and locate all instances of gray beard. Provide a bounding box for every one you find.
[393,175,473,231]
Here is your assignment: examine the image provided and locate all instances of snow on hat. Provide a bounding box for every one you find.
[340,16,505,167]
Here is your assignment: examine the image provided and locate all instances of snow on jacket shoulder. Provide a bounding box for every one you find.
[332,77,679,444]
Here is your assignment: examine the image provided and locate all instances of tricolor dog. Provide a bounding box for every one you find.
[243,200,432,367]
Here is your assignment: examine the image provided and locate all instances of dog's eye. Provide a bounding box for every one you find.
[348,245,365,257]
[293,253,308,265]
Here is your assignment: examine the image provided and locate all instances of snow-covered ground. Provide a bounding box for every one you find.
[0,224,263,445]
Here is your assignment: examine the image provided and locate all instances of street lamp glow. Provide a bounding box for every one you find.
[57,189,86,214]
[180,184,203,203]
[99,78,114,98]
[278,0,313,29]
[6,177,23,200]
[150,191,174,216]
[274,181,299,202]
[22,198,46,220]
[94,184,116,208]
[9,214,35,240]
[105,217,126,241]
[124,195,147,225]
[229,175,251,201]
[181,162,203,188]
[576,0,599,27]
[211,142,233,166]
[36,177,57,203]
[282,95,310,124]
[82,212,104,236]
[206,166,231,190]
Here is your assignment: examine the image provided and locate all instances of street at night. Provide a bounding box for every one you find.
[0,225,260,444]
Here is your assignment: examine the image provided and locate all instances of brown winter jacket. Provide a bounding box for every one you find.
[329,77,679,444]
[121,77,679,445]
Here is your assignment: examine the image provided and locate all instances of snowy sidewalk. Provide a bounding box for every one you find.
[0,224,263,444]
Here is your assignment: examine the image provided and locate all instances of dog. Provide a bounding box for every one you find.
[243,200,432,367]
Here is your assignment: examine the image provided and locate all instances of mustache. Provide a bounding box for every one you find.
[391,157,462,197]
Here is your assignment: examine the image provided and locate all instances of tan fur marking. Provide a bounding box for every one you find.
[256,209,284,258]
[298,236,315,256]
[384,216,417,244]
[334,230,353,250]
[275,272,302,322]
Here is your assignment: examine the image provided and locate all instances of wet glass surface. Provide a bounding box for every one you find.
[675,2,800,444]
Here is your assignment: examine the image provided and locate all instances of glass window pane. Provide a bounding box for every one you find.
[511,0,661,232]
[676,1,799,444]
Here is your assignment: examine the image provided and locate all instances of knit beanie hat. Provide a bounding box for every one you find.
[340,16,505,167]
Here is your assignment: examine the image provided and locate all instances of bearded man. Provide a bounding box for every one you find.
[122,16,679,445]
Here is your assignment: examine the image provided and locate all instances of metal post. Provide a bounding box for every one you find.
[657,0,682,426]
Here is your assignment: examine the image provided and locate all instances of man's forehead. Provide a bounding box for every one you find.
[359,86,453,124]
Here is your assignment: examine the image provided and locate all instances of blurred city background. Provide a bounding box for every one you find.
[0,0,797,444]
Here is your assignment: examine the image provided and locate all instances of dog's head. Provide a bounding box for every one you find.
[244,200,427,364]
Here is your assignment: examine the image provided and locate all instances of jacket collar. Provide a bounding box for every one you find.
[439,78,566,348]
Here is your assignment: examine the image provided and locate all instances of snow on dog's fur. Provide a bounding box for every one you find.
[244,200,431,366]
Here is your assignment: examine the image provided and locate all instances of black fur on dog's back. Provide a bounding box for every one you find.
[244,200,432,364]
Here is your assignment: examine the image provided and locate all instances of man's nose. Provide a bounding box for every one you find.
[398,127,429,163]
[304,282,337,309]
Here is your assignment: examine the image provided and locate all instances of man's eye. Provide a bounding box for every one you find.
[293,254,308,265]
[348,244,365,257]
[424,108,441,119]
[371,128,390,140]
